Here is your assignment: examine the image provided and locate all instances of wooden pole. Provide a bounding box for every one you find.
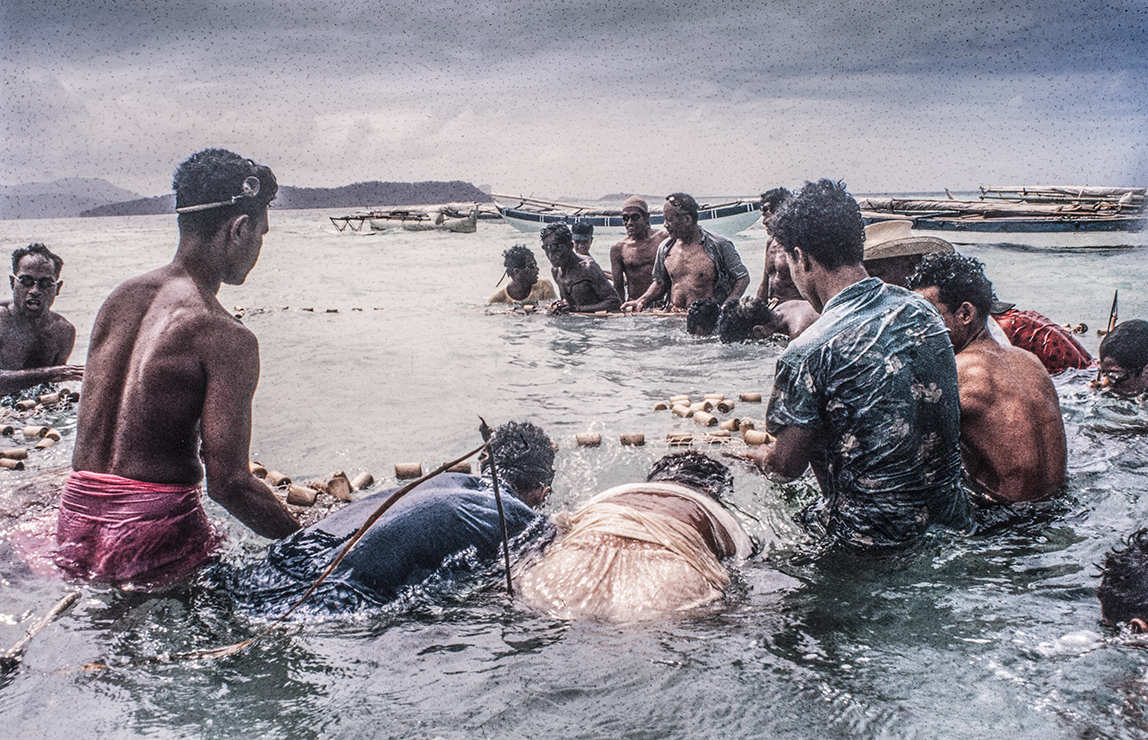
[1,591,80,672]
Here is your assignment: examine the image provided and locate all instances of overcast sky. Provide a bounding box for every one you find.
[3,0,1146,198]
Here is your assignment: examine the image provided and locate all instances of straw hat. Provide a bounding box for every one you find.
[863,220,954,260]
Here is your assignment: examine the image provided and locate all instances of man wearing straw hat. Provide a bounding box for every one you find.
[59,149,300,588]
[609,196,667,302]
[861,219,954,287]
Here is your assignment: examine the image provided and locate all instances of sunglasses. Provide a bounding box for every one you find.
[621,213,645,223]
[12,274,59,291]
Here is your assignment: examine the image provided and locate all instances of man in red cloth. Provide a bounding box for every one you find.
[58,149,300,587]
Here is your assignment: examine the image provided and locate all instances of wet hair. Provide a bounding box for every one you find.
[539,223,573,246]
[718,297,776,343]
[665,192,699,221]
[173,148,278,239]
[686,299,721,335]
[768,179,864,270]
[1100,320,1148,375]
[502,244,536,271]
[647,451,734,500]
[906,252,995,317]
[759,187,791,213]
[1098,528,1148,626]
[11,243,63,277]
[484,420,556,499]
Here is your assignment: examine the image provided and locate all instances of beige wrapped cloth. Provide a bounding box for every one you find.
[516,482,752,622]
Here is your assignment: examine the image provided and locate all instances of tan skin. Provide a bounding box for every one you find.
[756,236,804,303]
[750,299,820,340]
[492,259,541,302]
[1095,356,1148,395]
[541,233,621,313]
[0,254,83,395]
[621,202,749,312]
[916,286,1067,502]
[609,208,666,302]
[72,208,300,539]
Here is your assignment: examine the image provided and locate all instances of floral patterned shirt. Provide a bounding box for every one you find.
[767,277,971,548]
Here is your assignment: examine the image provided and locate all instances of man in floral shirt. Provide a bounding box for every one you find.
[742,179,972,549]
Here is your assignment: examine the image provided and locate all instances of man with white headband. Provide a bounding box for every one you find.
[60,148,300,588]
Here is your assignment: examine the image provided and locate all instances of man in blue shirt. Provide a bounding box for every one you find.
[742,180,971,548]
[230,421,557,610]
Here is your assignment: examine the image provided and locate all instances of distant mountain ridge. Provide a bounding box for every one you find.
[80,180,493,217]
[0,178,143,219]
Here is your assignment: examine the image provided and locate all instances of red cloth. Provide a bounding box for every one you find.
[994,308,1093,374]
[55,470,221,587]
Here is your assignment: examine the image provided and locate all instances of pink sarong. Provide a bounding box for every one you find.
[55,470,221,587]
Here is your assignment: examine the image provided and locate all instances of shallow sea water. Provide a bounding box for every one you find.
[1,210,1147,737]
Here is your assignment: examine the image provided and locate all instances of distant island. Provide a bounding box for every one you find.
[80,180,493,217]
[0,178,143,219]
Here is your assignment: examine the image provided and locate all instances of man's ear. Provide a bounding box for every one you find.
[955,301,977,327]
[228,213,251,242]
[791,245,811,273]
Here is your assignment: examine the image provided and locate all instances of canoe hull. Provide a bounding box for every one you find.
[497,201,761,238]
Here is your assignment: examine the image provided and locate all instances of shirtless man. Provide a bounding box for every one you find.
[539,223,621,313]
[516,451,753,622]
[0,243,83,395]
[621,192,750,313]
[1096,320,1148,395]
[609,196,667,302]
[755,187,796,302]
[488,244,557,305]
[908,252,1067,503]
[58,149,299,587]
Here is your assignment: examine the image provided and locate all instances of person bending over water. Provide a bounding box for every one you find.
[686,299,721,336]
[0,243,83,395]
[1096,320,1148,396]
[1098,528,1148,632]
[516,451,752,622]
[540,224,621,314]
[235,421,556,609]
[609,196,667,302]
[621,192,750,313]
[59,149,300,588]
[739,179,971,549]
[488,244,557,305]
[908,253,1067,503]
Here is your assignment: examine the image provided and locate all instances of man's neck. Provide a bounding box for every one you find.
[506,279,534,300]
[172,237,223,294]
[956,323,993,354]
[806,264,868,313]
[673,226,702,245]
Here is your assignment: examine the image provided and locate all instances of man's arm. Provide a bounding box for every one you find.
[756,259,770,301]
[610,243,627,301]
[621,279,665,312]
[199,323,299,538]
[582,263,622,312]
[724,275,750,309]
[743,424,815,480]
[0,365,85,396]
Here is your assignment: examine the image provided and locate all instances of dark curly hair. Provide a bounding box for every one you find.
[539,223,573,246]
[665,192,699,221]
[502,244,537,271]
[484,420,556,500]
[1098,528,1148,626]
[686,299,721,336]
[1100,320,1148,376]
[718,297,775,343]
[11,243,63,277]
[647,451,734,500]
[768,179,863,270]
[173,148,278,238]
[906,252,996,317]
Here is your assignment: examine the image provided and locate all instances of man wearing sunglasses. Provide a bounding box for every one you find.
[609,196,667,302]
[0,243,83,395]
[60,148,300,589]
[1097,320,1148,395]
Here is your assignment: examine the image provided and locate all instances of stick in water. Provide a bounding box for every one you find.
[1,591,80,672]
[478,416,515,598]
[1096,289,1119,384]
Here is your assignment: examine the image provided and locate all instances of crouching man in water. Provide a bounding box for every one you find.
[488,244,557,305]
[58,149,300,588]
[515,451,753,622]
[908,253,1066,503]
[740,180,972,549]
[232,421,556,609]
[540,224,621,314]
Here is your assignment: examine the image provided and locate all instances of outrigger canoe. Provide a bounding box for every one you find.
[492,194,761,238]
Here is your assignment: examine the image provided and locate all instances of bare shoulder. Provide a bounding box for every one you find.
[955,347,998,410]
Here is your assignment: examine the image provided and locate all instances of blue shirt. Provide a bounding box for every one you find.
[244,474,552,609]
[766,277,971,547]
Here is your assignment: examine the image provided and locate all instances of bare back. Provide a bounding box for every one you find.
[73,264,258,485]
[662,239,717,308]
[610,229,666,302]
[956,336,1067,502]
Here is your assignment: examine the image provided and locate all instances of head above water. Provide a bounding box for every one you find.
[686,299,721,336]
[647,451,734,500]
[540,223,576,265]
[1098,528,1148,628]
[769,179,864,271]
[501,244,540,286]
[11,243,63,278]
[9,243,65,318]
[718,297,777,343]
[1098,320,1148,395]
[483,420,556,508]
[664,192,700,240]
[907,253,995,349]
[173,148,278,240]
